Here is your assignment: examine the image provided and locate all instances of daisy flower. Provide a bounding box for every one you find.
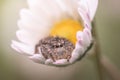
[11,0,98,66]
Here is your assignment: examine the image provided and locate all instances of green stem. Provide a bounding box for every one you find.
[92,20,120,80]
[92,20,103,80]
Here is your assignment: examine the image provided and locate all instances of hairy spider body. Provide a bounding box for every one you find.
[35,36,75,62]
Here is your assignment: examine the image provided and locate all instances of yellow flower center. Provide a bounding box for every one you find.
[50,19,84,45]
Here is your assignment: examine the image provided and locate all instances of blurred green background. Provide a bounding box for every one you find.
[0,0,120,80]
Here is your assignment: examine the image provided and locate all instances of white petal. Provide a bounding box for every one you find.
[71,27,92,63]
[82,29,92,47]
[16,30,38,46]
[78,3,91,27]
[76,31,83,43]
[45,59,53,65]
[19,8,51,31]
[53,59,69,65]
[27,0,63,20]
[84,27,92,41]
[70,42,84,63]
[11,40,34,55]
[77,29,92,48]
[41,0,63,20]
[18,9,53,46]
[29,54,46,64]
[56,0,80,20]
[84,21,92,30]
[78,0,98,21]
[11,43,23,53]
[27,0,50,20]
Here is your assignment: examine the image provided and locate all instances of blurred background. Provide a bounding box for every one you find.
[0,0,120,80]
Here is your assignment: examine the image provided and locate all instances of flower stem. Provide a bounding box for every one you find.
[92,20,103,80]
[92,20,120,80]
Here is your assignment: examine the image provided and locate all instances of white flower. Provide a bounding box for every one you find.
[11,0,98,66]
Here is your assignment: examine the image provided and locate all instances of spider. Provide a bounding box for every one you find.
[34,36,75,62]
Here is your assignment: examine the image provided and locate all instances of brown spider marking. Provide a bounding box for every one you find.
[34,36,75,62]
